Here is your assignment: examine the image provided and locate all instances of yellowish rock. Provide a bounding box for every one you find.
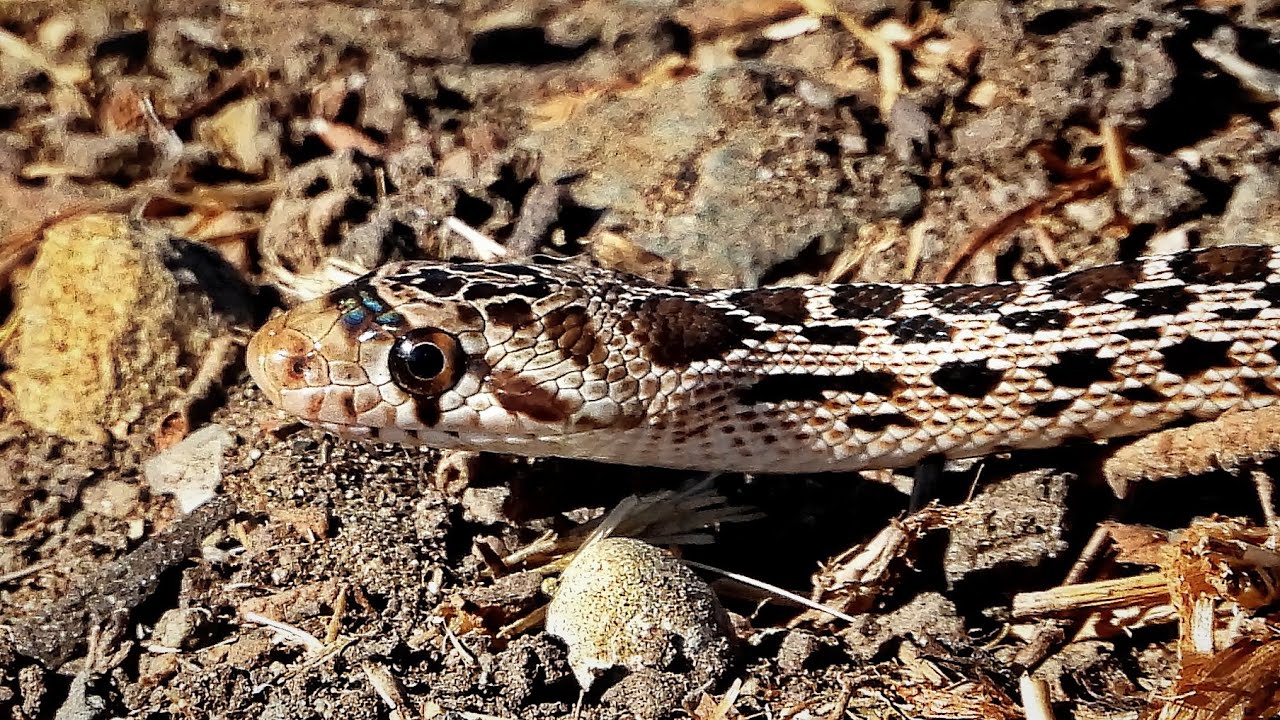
[545,536,735,689]
[7,213,241,442]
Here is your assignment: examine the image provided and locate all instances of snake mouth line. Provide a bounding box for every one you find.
[307,419,376,439]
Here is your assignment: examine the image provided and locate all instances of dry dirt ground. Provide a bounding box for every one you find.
[2,1,1280,718]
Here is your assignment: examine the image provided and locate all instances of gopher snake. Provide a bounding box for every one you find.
[247,245,1280,474]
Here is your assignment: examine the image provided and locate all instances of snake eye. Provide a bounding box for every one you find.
[389,328,465,396]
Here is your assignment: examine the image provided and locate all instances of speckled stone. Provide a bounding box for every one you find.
[7,213,244,442]
[545,536,735,689]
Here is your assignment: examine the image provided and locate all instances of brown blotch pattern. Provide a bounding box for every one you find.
[925,283,1022,314]
[486,297,535,327]
[1167,245,1273,285]
[544,305,599,367]
[1048,263,1141,304]
[455,303,483,326]
[633,296,764,367]
[732,287,810,326]
[830,284,904,320]
[491,371,572,423]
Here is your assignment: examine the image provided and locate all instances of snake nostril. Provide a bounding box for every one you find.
[270,346,323,389]
[246,317,328,400]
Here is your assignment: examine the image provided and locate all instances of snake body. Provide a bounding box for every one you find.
[247,245,1280,473]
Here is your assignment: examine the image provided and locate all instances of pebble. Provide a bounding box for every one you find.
[7,213,248,443]
[545,537,735,689]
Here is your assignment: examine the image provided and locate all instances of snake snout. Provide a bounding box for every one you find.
[247,315,331,408]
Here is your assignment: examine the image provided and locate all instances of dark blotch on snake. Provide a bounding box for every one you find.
[846,412,916,431]
[1243,376,1278,396]
[998,309,1069,332]
[1047,262,1141,304]
[410,396,441,427]
[1117,326,1162,342]
[888,315,955,343]
[488,263,556,280]
[1030,399,1073,417]
[462,282,504,301]
[1121,284,1195,319]
[486,297,534,327]
[740,370,903,405]
[506,282,555,299]
[800,323,865,345]
[733,287,810,325]
[461,274,553,301]
[544,305,599,367]
[491,370,572,423]
[634,296,768,367]
[1042,348,1115,388]
[1160,337,1235,377]
[930,359,1004,398]
[409,268,467,297]
[925,283,1022,314]
[1254,280,1280,306]
[1118,385,1165,403]
[829,284,904,320]
[1167,245,1273,285]
[1213,305,1262,321]
[455,303,483,326]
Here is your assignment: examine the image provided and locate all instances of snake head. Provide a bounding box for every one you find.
[247,261,637,452]
[247,264,492,445]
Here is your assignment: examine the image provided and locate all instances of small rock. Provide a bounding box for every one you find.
[1219,167,1280,245]
[943,469,1070,585]
[80,478,142,520]
[524,66,858,286]
[465,570,545,623]
[843,592,967,662]
[599,669,688,720]
[6,214,250,443]
[776,629,836,674]
[144,424,234,513]
[194,97,279,176]
[460,484,511,525]
[492,633,572,708]
[545,537,734,690]
[1117,154,1202,225]
[150,607,205,650]
[19,663,44,717]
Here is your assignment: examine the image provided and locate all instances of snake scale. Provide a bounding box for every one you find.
[247,245,1280,474]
